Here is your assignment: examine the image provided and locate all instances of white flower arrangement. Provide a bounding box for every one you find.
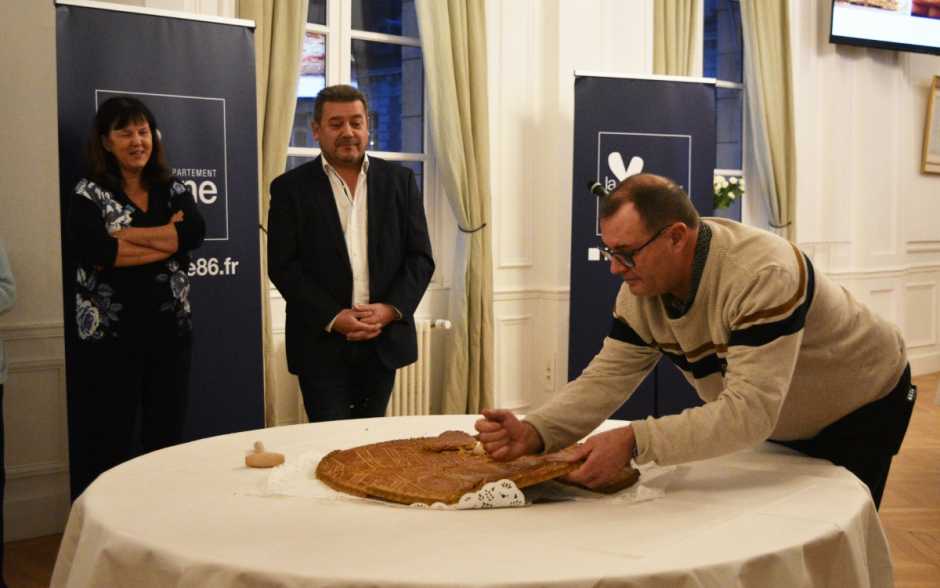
[713,173,745,210]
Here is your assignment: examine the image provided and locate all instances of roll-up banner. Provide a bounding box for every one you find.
[569,74,715,419]
[55,2,263,449]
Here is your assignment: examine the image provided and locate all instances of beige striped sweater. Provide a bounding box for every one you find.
[526,218,907,466]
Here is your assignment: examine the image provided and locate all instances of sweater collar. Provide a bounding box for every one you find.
[662,221,712,319]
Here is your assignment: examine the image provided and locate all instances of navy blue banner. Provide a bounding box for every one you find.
[56,5,263,441]
[569,75,715,419]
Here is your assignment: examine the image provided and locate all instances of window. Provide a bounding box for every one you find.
[286,0,426,190]
[704,0,744,215]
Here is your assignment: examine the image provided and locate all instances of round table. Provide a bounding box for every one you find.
[51,415,893,587]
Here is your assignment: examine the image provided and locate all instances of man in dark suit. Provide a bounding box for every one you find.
[267,85,435,422]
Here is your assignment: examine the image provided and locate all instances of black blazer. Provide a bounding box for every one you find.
[267,156,435,375]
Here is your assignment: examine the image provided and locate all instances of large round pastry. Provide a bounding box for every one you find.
[315,430,639,506]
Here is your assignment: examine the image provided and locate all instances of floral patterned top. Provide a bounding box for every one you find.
[69,178,206,342]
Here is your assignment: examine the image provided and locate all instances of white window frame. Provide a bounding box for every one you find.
[287,2,429,164]
[287,1,443,287]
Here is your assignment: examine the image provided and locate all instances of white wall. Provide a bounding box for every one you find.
[790,0,940,375]
[1,0,70,541]
[486,0,654,410]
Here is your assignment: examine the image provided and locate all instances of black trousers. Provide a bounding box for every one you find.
[298,340,395,422]
[772,364,915,509]
[67,337,191,501]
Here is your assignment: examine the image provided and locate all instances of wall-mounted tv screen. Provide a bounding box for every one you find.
[830,0,940,56]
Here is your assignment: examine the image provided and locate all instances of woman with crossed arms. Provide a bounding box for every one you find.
[67,96,205,500]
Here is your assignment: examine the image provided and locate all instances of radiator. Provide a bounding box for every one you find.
[386,318,451,416]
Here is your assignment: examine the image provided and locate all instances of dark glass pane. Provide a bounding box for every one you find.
[703,0,719,78]
[716,88,742,170]
[351,40,424,153]
[716,143,741,171]
[398,161,424,194]
[351,0,419,37]
[718,0,743,83]
[307,0,326,25]
[285,155,314,172]
[292,32,327,148]
[703,0,742,83]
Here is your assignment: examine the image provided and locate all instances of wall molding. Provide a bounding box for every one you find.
[491,0,534,271]
[493,265,940,296]
[904,281,937,349]
[0,321,64,342]
[6,460,69,481]
[494,287,570,302]
[8,358,65,372]
[497,259,535,270]
[824,263,940,280]
[906,242,940,254]
[3,353,70,540]
[494,313,533,410]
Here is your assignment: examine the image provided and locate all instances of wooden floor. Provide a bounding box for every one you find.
[880,371,940,587]
[4,374,940,588]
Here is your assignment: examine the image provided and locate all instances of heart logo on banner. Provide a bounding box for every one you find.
[608,152,644,181]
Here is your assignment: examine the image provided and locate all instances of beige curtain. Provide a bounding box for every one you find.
[653,0,703,76]
[415,0,494,414]
[237,0,308,425]
[740,0,796,239]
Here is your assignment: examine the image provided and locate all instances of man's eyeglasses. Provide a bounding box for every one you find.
[599,225,671,269]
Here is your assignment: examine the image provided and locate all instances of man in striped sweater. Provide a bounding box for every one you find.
[477,173,914,508]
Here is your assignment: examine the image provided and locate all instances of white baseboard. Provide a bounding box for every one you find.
[909,353,940,378]
[4,473,71,541]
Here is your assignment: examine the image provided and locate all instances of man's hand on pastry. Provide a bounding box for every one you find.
[556,426,636,490]
[475,409,544,461]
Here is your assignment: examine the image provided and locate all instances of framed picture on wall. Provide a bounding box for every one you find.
[923,75,940,175]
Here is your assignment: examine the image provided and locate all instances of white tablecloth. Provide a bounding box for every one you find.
[51,415,893,587]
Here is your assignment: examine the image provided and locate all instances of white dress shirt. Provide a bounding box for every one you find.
[323,155,369,331]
